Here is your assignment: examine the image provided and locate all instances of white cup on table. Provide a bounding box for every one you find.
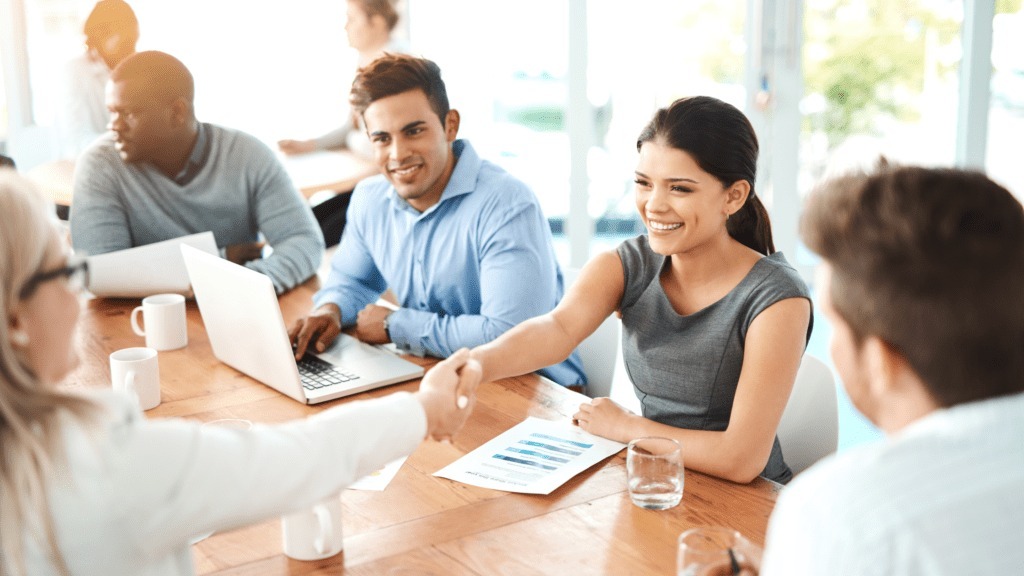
[131,293,188,351]
[281,495,344,561]
[190,418,255,545]
[109,347,161,411]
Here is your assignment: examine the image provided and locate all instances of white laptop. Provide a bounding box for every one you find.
[180,245,424,404]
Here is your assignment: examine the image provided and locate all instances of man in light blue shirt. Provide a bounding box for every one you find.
[289,54,584,387]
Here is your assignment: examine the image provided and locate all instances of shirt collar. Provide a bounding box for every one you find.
[388,139,481,216]
[895,391,1024,442]
[173,122,209,185]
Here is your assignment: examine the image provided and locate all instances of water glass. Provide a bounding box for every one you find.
[677,526,761,576]
[626,436,683,510]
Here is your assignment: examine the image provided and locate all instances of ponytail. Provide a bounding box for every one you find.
[727,193,774,255]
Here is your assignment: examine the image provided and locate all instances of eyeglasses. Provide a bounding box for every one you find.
[18,258,90,300]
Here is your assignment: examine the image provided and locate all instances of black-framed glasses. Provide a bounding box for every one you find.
[18,258,89,300]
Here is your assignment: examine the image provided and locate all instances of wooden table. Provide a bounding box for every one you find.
[25,159,75,217]
[281,150,377,201]
[66,278,780,575]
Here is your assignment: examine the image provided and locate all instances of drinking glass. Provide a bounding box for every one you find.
[677,526,761,576]
[626,436,683,510]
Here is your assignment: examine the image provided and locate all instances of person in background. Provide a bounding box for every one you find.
[761,166,1024,574]
[70,51,323,294]
[449,96,813,484]
[278,0,406,247]
[0,168,478,575]
[58,0,138,158]
[278,0,404,158]
[289,54,586,389]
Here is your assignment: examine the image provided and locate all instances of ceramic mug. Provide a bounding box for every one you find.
[131,293,188,351]
[109,347,161,410]
[281,495,344,561]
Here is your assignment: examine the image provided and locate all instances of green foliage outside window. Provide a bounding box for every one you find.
[803,0,959,147]
[804,0,1021,148]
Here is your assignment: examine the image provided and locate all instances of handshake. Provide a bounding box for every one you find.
[413,348,485,442]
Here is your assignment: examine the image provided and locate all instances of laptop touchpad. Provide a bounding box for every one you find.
[315,334,382,364]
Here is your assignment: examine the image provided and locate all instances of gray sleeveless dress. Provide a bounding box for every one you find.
[617,236,813,484]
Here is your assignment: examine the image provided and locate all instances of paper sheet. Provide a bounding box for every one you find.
[434,417,626,495]
[348,456,407,491]
[85,232,218,298]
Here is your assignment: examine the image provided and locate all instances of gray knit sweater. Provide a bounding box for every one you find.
[70,123,323,293]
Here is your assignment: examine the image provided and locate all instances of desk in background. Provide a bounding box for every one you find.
[25,159,75,219]
[281,149,377,202]
[66,278,780,575]
[20,149,376,221]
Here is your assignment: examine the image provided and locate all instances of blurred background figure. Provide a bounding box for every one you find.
[278,0,404,158]
[278,0,406,248]
[57,0,139,159]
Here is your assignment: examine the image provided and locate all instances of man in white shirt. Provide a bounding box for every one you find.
[761,166,1024,575]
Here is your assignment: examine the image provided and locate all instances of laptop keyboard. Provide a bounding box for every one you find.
[296,354,361,391]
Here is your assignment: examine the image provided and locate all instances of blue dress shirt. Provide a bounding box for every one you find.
[313,139,586,386]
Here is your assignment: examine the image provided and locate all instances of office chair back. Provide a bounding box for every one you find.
[777,354,839,475]
[563,267,624,400]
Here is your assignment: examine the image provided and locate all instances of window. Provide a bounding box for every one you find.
[408,0,747,260]
[801,0,962,187]
[986,3,1024,202]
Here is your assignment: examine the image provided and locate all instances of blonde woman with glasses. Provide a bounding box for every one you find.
[0,169,476,575]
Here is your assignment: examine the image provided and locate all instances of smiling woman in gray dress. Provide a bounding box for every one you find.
[448,96,813,484]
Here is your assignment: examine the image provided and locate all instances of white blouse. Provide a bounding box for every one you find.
[17,390,426,575]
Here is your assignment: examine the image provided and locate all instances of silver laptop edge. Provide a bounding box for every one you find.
[180,245,423,404]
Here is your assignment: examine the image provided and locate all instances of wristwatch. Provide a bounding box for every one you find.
[382,315,392,341]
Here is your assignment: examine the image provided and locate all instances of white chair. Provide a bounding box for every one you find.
[561,268,641,412]
[777,354,839,475]
[576,309,621,399]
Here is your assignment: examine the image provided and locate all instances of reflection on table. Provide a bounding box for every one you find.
[66,276,780,575]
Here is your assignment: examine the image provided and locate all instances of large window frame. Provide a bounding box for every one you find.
[0,0,1004,253]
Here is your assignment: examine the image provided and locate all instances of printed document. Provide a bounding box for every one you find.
[86,232,217,298]
[434,417,626,495]
[348,456,407,491]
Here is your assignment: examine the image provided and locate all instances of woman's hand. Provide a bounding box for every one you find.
[573,397,637,443]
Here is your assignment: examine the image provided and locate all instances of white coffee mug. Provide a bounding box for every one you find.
[109,347,161,411]
[131,294,188,351]
[281,496,344,561]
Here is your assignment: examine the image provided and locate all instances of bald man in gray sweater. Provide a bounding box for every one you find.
[71,51,322,293]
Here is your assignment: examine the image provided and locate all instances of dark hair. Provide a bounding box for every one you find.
[351,0,400,31]
[0,155,14,169]
[350,54,449,126]
[801,166,1024,407]
[111,50,194,107]
[83,0,138,48]
[637,96,774,255]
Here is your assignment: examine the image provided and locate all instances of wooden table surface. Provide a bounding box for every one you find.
[25,158,75,207]
[280,150,377,200]
[66,276,780,575]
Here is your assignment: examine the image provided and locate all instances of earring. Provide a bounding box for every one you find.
[9,329,29,347]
